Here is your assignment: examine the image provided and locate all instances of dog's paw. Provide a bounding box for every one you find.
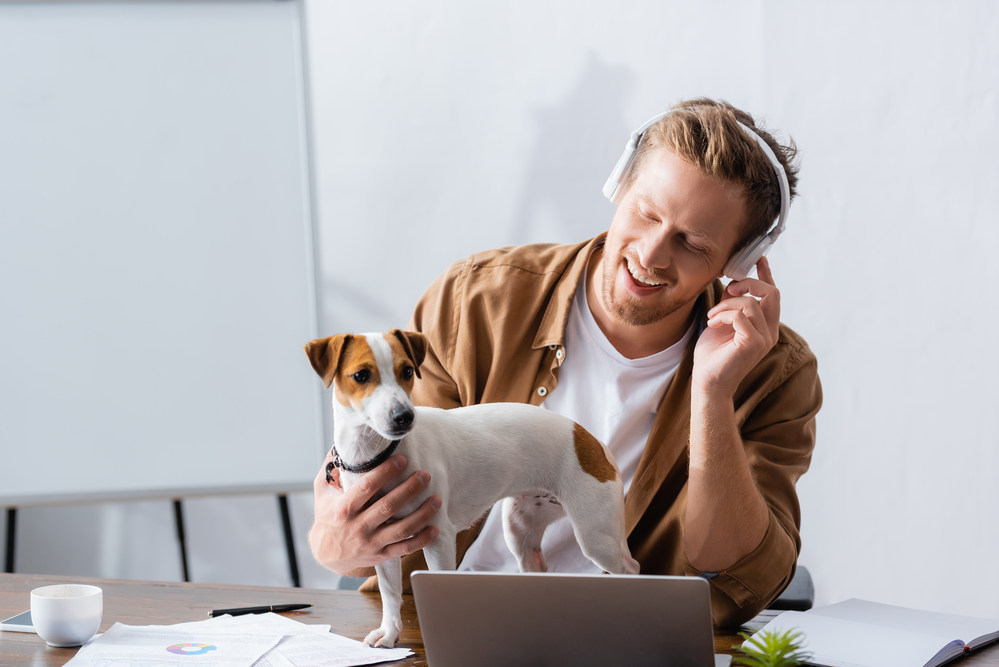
[364,626,399,649]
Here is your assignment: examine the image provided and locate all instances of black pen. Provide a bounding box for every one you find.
[208,603,312,618]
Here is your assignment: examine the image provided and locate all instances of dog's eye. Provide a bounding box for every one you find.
[401,366,414,381]
[351,369,371,384]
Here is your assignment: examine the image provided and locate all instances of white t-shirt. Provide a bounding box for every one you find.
[458,269,695,573]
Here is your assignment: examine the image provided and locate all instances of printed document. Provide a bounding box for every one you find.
[63,611,412,667]
[65,622,284,666]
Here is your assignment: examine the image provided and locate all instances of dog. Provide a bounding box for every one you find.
[304,329,640,648]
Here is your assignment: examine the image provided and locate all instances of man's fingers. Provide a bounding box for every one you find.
[724,277,776,300]
[375,495,442,545]
[708,295,764,314]
[343,455,409,515]
[707,297,767,336]
[719,261,780,338]
[750,257,779,329]
[756,256,775,286]
[362,469,432,528]
[708,310,771,349]
[380,525,440,561]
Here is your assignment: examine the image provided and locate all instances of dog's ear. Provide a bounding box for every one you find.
[303,334,352,389]
[390,329,427,379]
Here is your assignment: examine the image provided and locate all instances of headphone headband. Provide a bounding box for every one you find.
[602,108,790,280]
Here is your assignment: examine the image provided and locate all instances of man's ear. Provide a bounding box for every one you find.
[303,334,352,389]
[389,329,427,379]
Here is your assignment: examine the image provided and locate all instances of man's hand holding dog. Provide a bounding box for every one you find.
[309,452,441,576]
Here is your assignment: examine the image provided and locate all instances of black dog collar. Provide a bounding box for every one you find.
[325,439,401,481]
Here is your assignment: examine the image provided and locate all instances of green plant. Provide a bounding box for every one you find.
[733,628,812,667]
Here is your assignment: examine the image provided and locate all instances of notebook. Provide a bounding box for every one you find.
[411,571,732,667]
[748,598,999,667]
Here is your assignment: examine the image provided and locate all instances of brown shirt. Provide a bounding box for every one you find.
[359,234,821,626]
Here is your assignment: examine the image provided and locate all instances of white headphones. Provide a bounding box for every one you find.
[602,110,789,281]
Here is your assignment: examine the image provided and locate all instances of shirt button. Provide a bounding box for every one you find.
[537,386,547,397]
[555,349,563,360]
[548,344,558,350]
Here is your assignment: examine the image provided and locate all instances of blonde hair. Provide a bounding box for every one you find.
[628,98,799,252]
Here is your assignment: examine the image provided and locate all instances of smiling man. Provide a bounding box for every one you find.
[308,98,821,626]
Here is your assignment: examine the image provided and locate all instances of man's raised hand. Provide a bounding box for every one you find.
[693,256,781,398]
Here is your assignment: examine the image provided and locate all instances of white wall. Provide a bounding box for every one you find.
[10,0,998,619]
[768,2,999,619]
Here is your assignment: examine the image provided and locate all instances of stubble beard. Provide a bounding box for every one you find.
[600,255,687,327]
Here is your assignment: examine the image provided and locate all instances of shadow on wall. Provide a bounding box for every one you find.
[509,53,636,246]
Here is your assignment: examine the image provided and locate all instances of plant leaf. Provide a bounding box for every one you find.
[733,628,812,667]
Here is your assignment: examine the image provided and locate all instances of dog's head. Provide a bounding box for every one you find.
[303,329,427,439]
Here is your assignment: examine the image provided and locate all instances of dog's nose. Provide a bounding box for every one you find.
[391,407,414,428]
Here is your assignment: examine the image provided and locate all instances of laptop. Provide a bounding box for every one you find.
[412,571,733,667]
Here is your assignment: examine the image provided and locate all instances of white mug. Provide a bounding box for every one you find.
[30,584,103,647]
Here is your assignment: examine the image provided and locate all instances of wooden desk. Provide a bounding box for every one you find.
[2,573,996,666]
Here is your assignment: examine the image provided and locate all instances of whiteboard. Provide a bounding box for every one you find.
[0,0,325,506]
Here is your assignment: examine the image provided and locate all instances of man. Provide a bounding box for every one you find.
[308,99,821,626]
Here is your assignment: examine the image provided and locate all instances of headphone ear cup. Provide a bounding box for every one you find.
[603,144,638,203]
[610,164,633,204]
[723,236,772,281]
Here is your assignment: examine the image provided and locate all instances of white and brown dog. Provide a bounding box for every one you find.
[304,329,640,648]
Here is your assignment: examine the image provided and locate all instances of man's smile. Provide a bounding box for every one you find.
[625,257,666,289]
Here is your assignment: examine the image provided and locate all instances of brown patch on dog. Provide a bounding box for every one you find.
[304,334,351,389]
[332,337,380,408]
[388,329,427,378]
[573,423,616,483]
[383,332,424,394]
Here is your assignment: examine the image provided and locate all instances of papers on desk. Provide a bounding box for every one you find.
[64,611,412,667]
[748,598,999,667]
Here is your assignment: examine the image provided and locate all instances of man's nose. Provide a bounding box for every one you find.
[637,229,673,270]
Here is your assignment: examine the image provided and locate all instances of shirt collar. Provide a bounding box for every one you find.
[532,233,607,349]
